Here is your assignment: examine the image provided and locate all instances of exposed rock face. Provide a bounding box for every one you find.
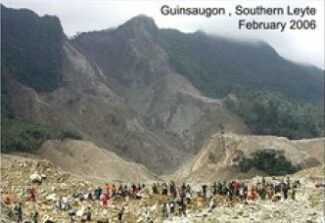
[5,41,188,173]
[71,16,249,156]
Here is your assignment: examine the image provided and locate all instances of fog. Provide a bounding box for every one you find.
[2,0,324,69]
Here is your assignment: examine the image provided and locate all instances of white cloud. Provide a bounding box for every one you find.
[2,0,324,69]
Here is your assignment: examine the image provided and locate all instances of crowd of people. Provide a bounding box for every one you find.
[154,177,300,220]
[1,176,308,222]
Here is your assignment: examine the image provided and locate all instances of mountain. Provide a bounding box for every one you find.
[71,15,324,140]
[1,6,324,174]
[161,29,324,104]
[1,5,64,92]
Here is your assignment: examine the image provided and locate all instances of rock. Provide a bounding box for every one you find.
[46,193,57,201]
[30,172,42,184]
[41,174,47,180]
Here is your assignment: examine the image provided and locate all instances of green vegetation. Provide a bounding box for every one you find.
[1,5,64,92]
[161,30,324,139]
[161,30,324,104]
[238,149,298,175]
[0,6,69,152]
[1,92,82,153]
[226,91,324,139]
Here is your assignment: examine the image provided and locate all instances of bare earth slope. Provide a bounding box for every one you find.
[38,139,157,182]
[173,133,324,182]
[6,23,247,174]
[6,41,187,173]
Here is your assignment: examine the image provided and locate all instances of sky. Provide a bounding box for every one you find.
[2,0,324,69]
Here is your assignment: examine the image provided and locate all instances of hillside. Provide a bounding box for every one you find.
[173,133,324,183]
[1,6,324,174]
[1,5,64,92]
[161,29,324,104]
[37,139,157,182]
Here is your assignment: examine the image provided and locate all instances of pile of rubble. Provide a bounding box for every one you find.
[1,155,170,222]
[1,155,324,223]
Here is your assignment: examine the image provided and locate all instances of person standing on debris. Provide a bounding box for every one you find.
[112,184,117,197]
[27,186,36,202]
[291,180,299,200]
[84,206,91,222]
[196,192,204,208]
[181,183,186,194]
[217,181,223,195]
[162,183,168,196]
[13,202,23,222]
[3,195,12,205]
[209,197,216,210]
[202,184,208,199]
[212,181,218,195]
[226,187,233,207]
[258,184,267,200]
[286,176,291,189]
[104,184,110,196]
[162,202,169,219]
[131,183,137,198]
[185,188,192,204]
[262,176,266,187]
[169,200,176,214]
[186,184,192,196]
[267,184,274,200]
[170,181,177,198]
[291,187,296,200]
[94,187,102,200]
[222,181,227,195]
[118,207,125,223]
[247,186,257,201]
[282,182,289,200]
[152,183,159,194]
[239,184,245,202]
[179,199,187,217]
[55,197,62,210]
[137,183,141,191]
[31,211,38,223]
[100,193,109,208]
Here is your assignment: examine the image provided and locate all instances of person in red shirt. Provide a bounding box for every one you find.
[247,186,257,201]
[3,195,12,205]
[100,193,109,208]
[104,184,110,196]
[27,187,36,202]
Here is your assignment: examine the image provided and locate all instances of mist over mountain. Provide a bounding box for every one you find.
[1,6,324,174]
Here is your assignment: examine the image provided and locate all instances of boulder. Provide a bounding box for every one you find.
[30,172,42,184]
